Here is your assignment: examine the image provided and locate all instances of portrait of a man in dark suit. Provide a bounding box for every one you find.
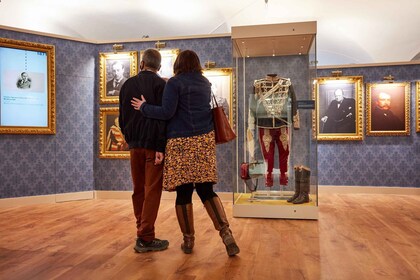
[320,88,356,133]
[106,60,128,97]
[371,91,404,131]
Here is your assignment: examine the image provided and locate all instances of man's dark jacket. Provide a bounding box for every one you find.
[119,71,166,152]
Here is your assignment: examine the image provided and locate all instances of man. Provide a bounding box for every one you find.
[321,88,355,133]
[119,49,168,253]
[371,92,404,131]
[16,72,31,89]
[107,61,128,96]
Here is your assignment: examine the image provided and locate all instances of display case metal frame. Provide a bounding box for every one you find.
[232,21,318,219]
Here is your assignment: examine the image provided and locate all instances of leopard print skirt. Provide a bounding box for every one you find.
[163,130,218,191]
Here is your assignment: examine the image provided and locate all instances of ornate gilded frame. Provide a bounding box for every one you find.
[417,81,420,133]
[140,49,179,80]
[203,68,236,128]
[313,76,363,141]
[366,82,410,136]
[99,107,130,159]
[99,51,138,104]
[0,38,56,134]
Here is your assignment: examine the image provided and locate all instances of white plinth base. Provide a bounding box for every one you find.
[233,192,318,220]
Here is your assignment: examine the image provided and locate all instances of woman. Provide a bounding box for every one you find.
[132,50,239,257]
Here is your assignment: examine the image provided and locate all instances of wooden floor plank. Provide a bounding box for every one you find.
[0,194,419,280]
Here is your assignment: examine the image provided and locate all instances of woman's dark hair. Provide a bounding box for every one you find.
[173,50,202,75]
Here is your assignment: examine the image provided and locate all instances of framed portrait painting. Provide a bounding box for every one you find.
[417,81,420,133]
[0,38,56,134]
[99,51,138,104]
[313,76,363,141]
[366,82,410,136]
[140,49,179,80]
[99,107,130,159]
[203,68,235,127]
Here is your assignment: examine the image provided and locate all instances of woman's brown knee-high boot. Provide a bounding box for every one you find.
[203,196,240,256]
[175,204,195,254]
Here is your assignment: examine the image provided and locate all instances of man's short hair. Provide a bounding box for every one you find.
[142,49,161,70]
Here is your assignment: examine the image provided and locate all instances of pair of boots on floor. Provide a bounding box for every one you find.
[176,196,240,256]
[287,165,311,204]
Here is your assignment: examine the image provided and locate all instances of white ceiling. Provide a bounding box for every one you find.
[1,0,419,66]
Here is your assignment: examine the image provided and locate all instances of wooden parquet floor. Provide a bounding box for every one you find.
[0,193,419,280]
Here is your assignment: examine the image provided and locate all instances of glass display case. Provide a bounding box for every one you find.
[231,21,318,219]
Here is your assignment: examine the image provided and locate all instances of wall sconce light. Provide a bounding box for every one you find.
[155,41,166,50]
[383,74,394,83]
[204,60,216,69]
[112,44,124,54]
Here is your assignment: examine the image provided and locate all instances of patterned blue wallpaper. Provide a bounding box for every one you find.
[0,28,418,199]
[318,65,420,187]
[0,29,96,198]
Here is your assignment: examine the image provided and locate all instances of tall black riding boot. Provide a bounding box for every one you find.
[293,166,311,204]
[203,196,240,256]
[287,166,301,203]
[175,204,195,254]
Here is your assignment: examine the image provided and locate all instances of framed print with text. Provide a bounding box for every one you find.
[0,38,56,134]
[99,51,138,104]
[140,49,179,80]
[99,107,130,159]
[366,82,410,136]
[203,68,235,127]
[416,81,420,133]
[313,76,363,141]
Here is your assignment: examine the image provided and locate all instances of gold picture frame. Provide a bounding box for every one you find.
[416,81,420,133]
[366,82,410,136]
[0,38,56,134]
[140,49,179,80]
[313,76,363,141]
[203,68,235,128]
[99,107,130,159]
[99,51,138,104]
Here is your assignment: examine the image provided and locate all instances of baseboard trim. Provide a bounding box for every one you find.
[319,185,420,195]
[0,191,94,207]
[94,190,233,202]
[55,191,94,202]
[1,187,418,207]
[94,190,132,200]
